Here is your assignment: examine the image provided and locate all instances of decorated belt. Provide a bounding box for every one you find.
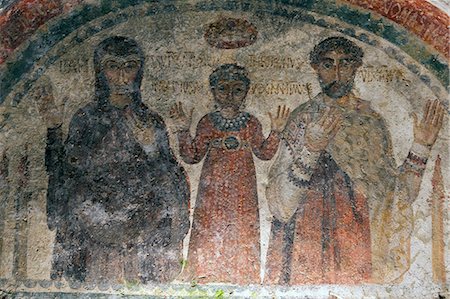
[210,136,250,151]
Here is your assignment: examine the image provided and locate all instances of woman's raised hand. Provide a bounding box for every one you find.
[170,102,193,132]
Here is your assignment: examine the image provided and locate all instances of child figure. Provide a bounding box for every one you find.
[170,64,289,284]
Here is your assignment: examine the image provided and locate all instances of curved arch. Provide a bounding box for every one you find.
[0,0,448,105]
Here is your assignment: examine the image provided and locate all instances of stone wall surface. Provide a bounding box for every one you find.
[0,0,448,298]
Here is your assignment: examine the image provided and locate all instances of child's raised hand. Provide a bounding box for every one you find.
[169,102,193,132]
[269,105,290,133]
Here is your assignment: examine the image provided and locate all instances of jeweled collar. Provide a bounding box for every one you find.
[209,111,250,131]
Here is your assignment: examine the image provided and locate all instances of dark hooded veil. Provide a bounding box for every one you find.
[93,36,147,119]
[45,36,190,284]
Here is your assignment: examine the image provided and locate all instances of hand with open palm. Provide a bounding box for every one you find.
[412,99,445,148]
[269,105,291,133]
[304,107,342,152]
[169,102,193,133]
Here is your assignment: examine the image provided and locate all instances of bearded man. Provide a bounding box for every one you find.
[265,36,445,285]
[43,36,189,284]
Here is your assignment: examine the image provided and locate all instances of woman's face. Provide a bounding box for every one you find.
[101,54,141,95]
[212,79,248,110]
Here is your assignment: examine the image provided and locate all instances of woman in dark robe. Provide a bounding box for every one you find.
[44,36,189,284]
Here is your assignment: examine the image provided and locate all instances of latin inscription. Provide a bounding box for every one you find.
[358,66,406,83]
[246,55,305,70]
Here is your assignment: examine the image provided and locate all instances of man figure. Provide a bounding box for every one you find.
[42,36,190,284]
[265,36,445,284]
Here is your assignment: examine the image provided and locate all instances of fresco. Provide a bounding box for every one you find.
[265,36,444,285]
[0,0,448,298]
[43,36,190,284]
[171,63,289,284]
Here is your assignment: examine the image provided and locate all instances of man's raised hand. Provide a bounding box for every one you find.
[304,107,342,152]
[412,99,445,148]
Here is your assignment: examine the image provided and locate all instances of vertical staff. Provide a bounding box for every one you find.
[431,155,446,283]
[0,150,9,263]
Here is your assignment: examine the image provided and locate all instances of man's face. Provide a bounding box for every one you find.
[313,50,359,99]
[212,79,248,109]
[101,54,141,95]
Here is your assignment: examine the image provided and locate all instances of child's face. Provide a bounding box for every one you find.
[212,79,247,110]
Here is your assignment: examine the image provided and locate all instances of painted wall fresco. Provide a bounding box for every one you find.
[0,0,448,298]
